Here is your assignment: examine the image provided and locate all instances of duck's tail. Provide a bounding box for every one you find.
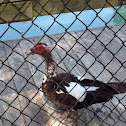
[108,82,126,94]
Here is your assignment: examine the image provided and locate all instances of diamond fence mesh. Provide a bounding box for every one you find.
[0,0,126,126]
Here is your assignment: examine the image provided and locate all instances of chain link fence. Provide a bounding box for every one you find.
[0,0,126,126]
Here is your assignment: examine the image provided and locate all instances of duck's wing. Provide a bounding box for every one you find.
[78,79,119,107]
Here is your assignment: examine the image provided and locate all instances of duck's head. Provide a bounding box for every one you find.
[26,42,51,56]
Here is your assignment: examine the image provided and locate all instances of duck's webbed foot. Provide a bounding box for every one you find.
[53,107,78,120]
[48,109,78,126]
[67,109,78,120]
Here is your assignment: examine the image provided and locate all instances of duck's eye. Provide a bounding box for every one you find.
[30,48,33,51]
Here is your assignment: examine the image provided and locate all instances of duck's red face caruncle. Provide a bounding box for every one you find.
[26,43,50,55]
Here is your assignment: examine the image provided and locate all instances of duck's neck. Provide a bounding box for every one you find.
[46,59,57,78]
[41,51,57,82]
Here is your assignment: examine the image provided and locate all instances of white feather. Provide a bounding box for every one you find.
[56,89,64,94]
[84,86,99,91]
[65,82,99,102]
[75,75,85,81]
[43,74,47,83]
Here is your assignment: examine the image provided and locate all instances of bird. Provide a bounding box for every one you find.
[26,42,126,111]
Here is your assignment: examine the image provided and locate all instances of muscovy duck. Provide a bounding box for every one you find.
[26,42,126,110]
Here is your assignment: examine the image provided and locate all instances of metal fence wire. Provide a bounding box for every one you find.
[0,0,126,126]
